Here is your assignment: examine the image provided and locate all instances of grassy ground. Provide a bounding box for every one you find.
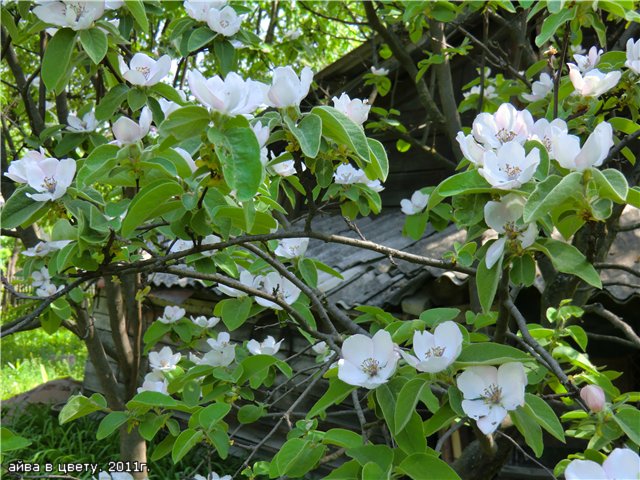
[1,322,87,400]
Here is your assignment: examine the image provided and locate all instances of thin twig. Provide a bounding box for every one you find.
[495,431,557,480]
[583,303,640,348]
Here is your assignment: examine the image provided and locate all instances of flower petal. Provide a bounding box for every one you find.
[602,448,640,480]
[564,460,607,480]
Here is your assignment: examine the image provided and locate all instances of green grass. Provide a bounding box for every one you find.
[1,325,87,400]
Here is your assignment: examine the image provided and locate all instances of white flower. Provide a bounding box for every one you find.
[184,0,227,22]
[333,164,366,185]
[564,448,640,480]
[104,0,124,10]
[551,121,613,171]
[174,147,198,173]
[579,384,606,413]
[568,64,621,97]
[119,53,172,87]
[625,38,640,75]
[192,473,232,480]
[149,346,181,372]
[338,330,399,389]
[207,6,241,37]
[31,267,52,288]
[479,141,540,190]
[247,335,283,355]
[472,103,534,149]
[169,238,194,254]
[199,234,221,257]
[400,321,462,373]
[137,371,168,394]
[67,111,98,133]
[112,106,152,145]
[274,238,309,259]
[194,332,235,367]
[22,240,71,257]
[483,193,537,268]
[33,1,104,30]
[190,315,220,328]
[456,132,487,166]
[571,44,586,55]
[370,66,389,76]
[283,29,302,40]
[529,117,568,154]
[331,93,370,125]
[400,190,429,215]
[253,272,301,310]
[573,46,603,73]
[158,305,186,324]
[5,150,76,202]
[265,66,313,108]
[217,270,254,297]
[187,70,266,116]
[159,98,182,118]
[457,362,527,435]
[522,73,553,102]
[252,122,270,148]
[95,471,134,480]
[312,341,329,356]
[366,179,385,192]
[463,85,497,100]
[36,282,62,297]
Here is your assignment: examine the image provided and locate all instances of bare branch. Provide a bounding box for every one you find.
[583,303,640,348]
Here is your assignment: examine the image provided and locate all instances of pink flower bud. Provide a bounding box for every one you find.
[580,385,606,412]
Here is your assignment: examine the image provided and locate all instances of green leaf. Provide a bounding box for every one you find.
[525,393,565,442]
[524,172,581,223]
[365,138,389,181]
[477,245,503,313]
[376,384,397,433]
[346,444,393,473]
[308,378,355,418]
[199,403,232,430]
[311,106,370,162]
[77,144,120,188]
[121,179,183,238]
[322,429,363,449]
[613,406,640,446]
[0,428,32,453]
[437,170,491,197]
[239,355,292,389]
[150,83,186,104]
[419,308,460,327]
[272,438,325,478]
[209,126,262,201]
[591,168,629,203]
[127,391,178,409]
[608,117,640,135]
[284,113,322,158]
[237,404,265,424]
[398,453,461,480]
[42,28,77,92]
[394,378,428,434]
[511,405,544,457]
[96,84,130,121]
[97,412,128,440]
[127,88,147,111]
[124,0,149,33]
[535,239,602,288]
[456,343,530,366]
[188,26,216,52]
[160,106,210,140]
[79,28,108,64]
[0,186,49,229]
[423,404,456,436]
[298,257,318,288]
[172,428,203,463]
[535,8,575,47]
[59,394,107,424]
[216,297,252,331]
[213,40,237,76]
[565,325,588,351]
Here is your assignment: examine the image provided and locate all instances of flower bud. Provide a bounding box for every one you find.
[580,385,606,412]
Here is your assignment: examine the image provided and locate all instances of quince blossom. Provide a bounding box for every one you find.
[483,193,537,269]
[522,73,553,102]
[479,141,540,190]
[247,336,283,356]
[184,0,227,22]
[31,267,51,288]
[188,70,266,116]
[274,238,309,259]
[33,1,104,30]
[333,164,365,185]
[265,66,313,108]
[401,321,462,373]
[472,103,534,149]
[551,121,613,171]
[207,6,242,37]
[332,93,370,125]
[67,111,98,133]
[338,330,399,389]
[118,53,172,87]
[568,64,621,97]
[112,107,152,145]
[158,305,186,324]
[370,66,389,76]
[36,282,63,298]
[573,46,603,73]
[625,38,640,74]
[216,270,254,297]
[456,132,486,166]
[190,315,220,328]
[22,240,71,257]
[95,471,134,480]
[270,159,298,176]
[190,332,235,367]
[149,346,181,372]
[457,362,527,435]
[579,384,606,413]
[137,371,168,394]
[159,98,181,118]
[253,272,301,310]
[564,448,639,480]
[5,149,76,202]
[400,190,429,215]
[529,118,568,155]
[193,473,232,480]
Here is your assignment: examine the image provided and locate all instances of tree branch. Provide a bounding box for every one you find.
[583,303,640,348]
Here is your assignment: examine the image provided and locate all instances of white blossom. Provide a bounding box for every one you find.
[217,270,254,297]
[401,321,463,373]
[457,362,527,435]
[270,158,297,176]
[184,0,227,22]
[564,448,640,480]
[149,346,181,372]
[159,98,182,118]
[274,238,309,259]
[36,282,62,297]
[95,471,134,480]
[472,103,534,149]
[312,341,329,357]
[191,332,235,367]
[190,315,220,328]
[119,53,172,87]
[568,64,621,97]
[104,1,123,10]
[67,111,98,133]
[522,72,553,102]
[5,150,76,202]
[366,179,385,192]
[551,121,613,171]
[463,85,497,100]
[479,141,540,190]
[188,70,266,116]
[207,6,241,37]
[338,330,399,389]
[112,107,152,145]
[158,305,186,324]
[265,66,313,108]
[529,118,568,155]
[573,46,603,73]
[174,147,198,173]
[332,93,370,125]
[192,473,232,480]
[252,122,270,148]
[625,38,640,75]
[333,164,366,185]
[5,149,47,184]
[483,193,537,268]
[253,272,301,310]
[456,132,487,166]
[579,384,606,413]
[33,1,104,30]
[283,29,302,40]
[400,190,429,215]
[370,66,389,76]
[31,267,52,288]
[137,371,168,394]
[22,240,72,257]
[247,335,283,355]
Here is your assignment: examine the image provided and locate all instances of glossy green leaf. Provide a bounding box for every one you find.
[59,394,107,424]
[97,412,128,440]
[437,169,491,197]
[535,239,602,288]
[524,173,581,223]
[160,106,210,140]
[96,84,130,120]
[1,186,49,229]
[456,343,530,366]
[121,179,183,238]
[79,27,108,64]
[311,106,370,162]
[172,428,203,463]
[124,0,149,33]
[511,404,544,457]
[476,243,503,313]
[525,393,565,442]
[211,127,262,201]
[398,453,461,480]
[394,378,428,434]
[42,28,77,91]
[285,113,322,158]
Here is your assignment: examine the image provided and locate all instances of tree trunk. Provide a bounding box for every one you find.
[119,426,148,480]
